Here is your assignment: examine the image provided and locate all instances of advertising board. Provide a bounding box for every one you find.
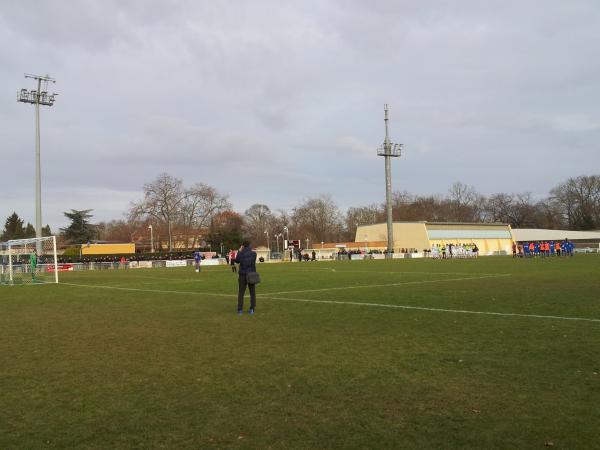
[166,260,187,268]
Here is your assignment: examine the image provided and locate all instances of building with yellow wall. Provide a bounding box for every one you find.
[81,243,136,255]
[355,222,513,256]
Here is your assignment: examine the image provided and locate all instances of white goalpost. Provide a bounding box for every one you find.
[0,236,59,285]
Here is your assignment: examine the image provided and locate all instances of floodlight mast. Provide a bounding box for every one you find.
[377,104,402,259]
[17,73,57,254]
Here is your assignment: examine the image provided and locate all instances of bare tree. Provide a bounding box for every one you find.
[446,181,482,222]
[180,183,231,249]
[96,219,139,243]
[130,174,230,251]
[243,204,273,245]
[345,204,382,240]
[483,192,548,228]
[292,195,343,245]
[129,173,184,251]
[550,175,600,230]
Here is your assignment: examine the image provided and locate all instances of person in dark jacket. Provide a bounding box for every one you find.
[235,240,257,314]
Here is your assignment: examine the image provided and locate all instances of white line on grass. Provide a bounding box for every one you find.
[59,281,600,323]
[268,267,508,277]
[106,275,206,283]
[60,282,232,298]
[258,294,600,323]
[267,274,511,295]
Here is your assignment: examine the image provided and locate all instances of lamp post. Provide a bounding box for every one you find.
[283,226,289,243]
[376,104,402,259]
[305,238,310,249]
[264,230,270,250]
[148,225,154,253]
[283,226,290,261]
[275,233,282,252]
[17,73,57,254]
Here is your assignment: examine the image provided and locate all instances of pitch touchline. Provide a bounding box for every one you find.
[267,274,511,295]
[60,282,600,323]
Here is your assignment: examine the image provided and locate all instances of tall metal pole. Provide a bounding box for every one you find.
[17,74,57,255]
[384,105,393,258]
[377,104,402,260]
[35,78,42,253]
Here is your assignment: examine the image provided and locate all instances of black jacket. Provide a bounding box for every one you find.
[235,246,257,275]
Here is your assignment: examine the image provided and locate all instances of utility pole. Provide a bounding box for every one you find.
[377,104,402,259]
[17,74,57,254]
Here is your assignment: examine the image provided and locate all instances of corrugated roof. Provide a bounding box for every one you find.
[511,229,600,242]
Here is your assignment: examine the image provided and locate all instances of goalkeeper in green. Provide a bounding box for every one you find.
[30,251,37,280]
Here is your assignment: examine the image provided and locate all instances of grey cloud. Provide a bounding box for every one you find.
[1,1,599,229]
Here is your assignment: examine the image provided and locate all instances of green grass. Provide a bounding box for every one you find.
[1,255,600,449]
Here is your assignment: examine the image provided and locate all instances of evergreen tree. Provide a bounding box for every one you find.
[1,212,26,240]
[42,225,52,237]
[60,209,96,244]
[24,223,36,238]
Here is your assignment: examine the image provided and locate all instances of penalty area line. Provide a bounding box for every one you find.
[268,274,511,296]
[259,295,600,323]
[58,282,600,324]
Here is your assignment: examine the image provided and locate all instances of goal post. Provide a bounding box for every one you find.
[0,236,59,285]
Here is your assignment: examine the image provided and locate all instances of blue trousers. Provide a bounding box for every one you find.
[238,276,256,311]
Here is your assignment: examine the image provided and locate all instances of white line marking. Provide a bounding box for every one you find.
[106,275,206,283]
[268,267,507,276]
[59,282,600,323]
[258,295,600,323]
[267,274,511,295]
[60,282,233,298]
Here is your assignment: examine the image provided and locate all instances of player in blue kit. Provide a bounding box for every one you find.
[194,250,202,272]
[565,239,574,256]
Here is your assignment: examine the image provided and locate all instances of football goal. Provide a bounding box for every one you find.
[0,236,58,285]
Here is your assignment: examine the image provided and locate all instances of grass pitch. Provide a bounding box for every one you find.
[1,256,599,449]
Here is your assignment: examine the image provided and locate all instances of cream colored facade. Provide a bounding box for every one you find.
[356,222,513,256]
[81,243,136,255]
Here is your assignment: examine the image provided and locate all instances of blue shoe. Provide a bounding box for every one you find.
[237,310,243,315]
[248,309,255,315]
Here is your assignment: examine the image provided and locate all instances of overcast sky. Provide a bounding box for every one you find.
[1,0,599,230]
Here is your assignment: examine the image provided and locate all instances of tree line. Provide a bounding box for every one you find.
[3,174,599,250]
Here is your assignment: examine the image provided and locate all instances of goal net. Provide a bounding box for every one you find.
[0,236,59,285]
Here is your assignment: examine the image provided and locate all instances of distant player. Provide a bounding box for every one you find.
[193,250,202,272]
[565,239,574,257]
[30,250,37,280]
[229,249,237,273]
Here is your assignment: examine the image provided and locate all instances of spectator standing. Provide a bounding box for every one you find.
[235,240,257,314]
